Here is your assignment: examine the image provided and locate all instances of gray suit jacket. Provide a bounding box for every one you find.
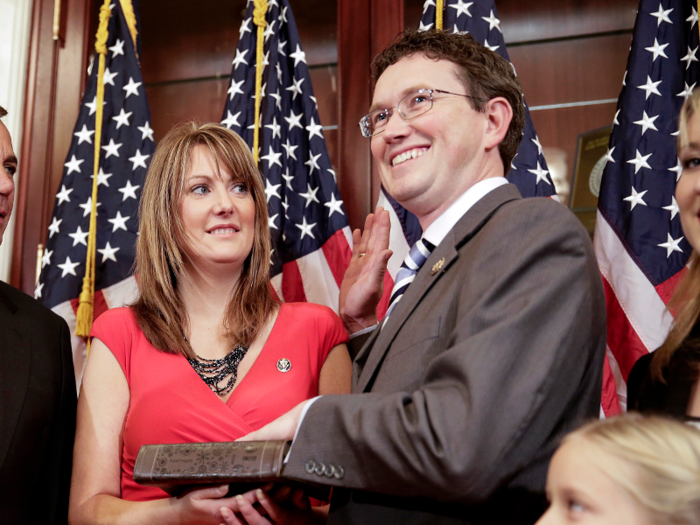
[286,185,606,524]
[0,281,76,524]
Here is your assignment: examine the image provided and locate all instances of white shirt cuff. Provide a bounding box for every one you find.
[284,396,321,464]
[349,323,377,339]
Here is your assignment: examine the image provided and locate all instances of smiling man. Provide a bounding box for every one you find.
[0,105,76,524]
[243,30,606,525]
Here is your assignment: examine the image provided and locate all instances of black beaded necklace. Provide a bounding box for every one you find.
[186,341,248,397]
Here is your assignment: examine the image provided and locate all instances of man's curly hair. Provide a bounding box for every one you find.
[371,30,524,172]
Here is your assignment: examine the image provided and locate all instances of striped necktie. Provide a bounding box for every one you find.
[384,237,436,323]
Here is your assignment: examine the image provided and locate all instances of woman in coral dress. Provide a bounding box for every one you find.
[69,122,351,525]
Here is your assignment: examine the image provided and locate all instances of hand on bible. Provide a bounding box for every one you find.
[339,207,392,334]
[237,400,309,442]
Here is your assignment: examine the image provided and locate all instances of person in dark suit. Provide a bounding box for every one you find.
[0,105,77,524]
[228,30,606,525]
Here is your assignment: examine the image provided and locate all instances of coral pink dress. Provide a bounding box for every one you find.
[90,302,348,501]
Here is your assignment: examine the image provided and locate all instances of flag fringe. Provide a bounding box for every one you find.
[75,0,112,341]
[436,0,444,30]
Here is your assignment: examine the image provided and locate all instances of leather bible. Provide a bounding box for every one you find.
[133,440,330,501]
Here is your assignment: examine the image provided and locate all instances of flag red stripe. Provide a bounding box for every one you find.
[655,266,687,314]
[377,272,394,321]
[320,230,352,288]
[601,353,623,417]
[268,283,281,302]
[69,290,108,320]
[282,260,308,303]
[602,275,650,380]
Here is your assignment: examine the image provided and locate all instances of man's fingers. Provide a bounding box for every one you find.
[235,494,271,525]
[351,228,362,256]
[255,489,281,522]
[269,484,291,503]
[359,213,375,253]
[220,506,242,525]
[290,488,311,510]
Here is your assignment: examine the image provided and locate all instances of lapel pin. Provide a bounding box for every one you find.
[431,258,445,275]
[276,358,291,372]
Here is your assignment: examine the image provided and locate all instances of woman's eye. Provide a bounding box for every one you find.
[413,95,429,104]
[191,185,209,195]
[4,164,16,177]
[232,183,247,194]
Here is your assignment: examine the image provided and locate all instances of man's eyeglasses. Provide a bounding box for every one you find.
[358,88,482,138]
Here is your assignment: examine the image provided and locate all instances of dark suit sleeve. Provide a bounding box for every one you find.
[283,200,606,504]
[46,319,77,525]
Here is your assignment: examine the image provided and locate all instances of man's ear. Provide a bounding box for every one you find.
[483,97,513,151]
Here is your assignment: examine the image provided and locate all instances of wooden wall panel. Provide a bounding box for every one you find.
[404,0,637,40]
[509,34,631,107]
[140,0,243,84]
[144,65,338,166]
[140,0,337,85]
[530,102,617,179]
[338,0,372,231]
[145,80,229,139]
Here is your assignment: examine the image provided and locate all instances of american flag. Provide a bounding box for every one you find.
[221,0,351,309]
[595,0,699,416]
[37,0,152,383]
[375,0,557,318]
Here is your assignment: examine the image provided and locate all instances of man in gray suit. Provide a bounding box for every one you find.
[244,30,606,524]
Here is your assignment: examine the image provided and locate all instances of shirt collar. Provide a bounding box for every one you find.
[422,177,509,248]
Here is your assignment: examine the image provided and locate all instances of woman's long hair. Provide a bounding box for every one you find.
[567,414,700,525]
[131,121,277,358]
[651,89,700,381]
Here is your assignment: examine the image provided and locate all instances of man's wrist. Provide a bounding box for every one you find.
[341,315,378,335]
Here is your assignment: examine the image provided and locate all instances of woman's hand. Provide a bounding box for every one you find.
[339,207,392,334]
[219,488,324,525]
[176,484,244,524]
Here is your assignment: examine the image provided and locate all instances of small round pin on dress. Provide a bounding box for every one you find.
[276,358,291,372]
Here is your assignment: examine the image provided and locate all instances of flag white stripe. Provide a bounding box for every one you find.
[377,191,410,280]
[606,345,627,412]
[297,249,340,312]
[270,272,284,302]
[102,275,140,309]
[594,211,673,352]
[341,225,353,250]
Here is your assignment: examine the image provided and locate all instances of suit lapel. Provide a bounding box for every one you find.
[0,284,30,470]
[355,184,522,393]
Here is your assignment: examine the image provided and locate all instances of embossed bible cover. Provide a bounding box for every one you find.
[133,440,330,500]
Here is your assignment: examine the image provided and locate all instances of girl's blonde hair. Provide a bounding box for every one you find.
[567,414,700,525]
[131,121,276,358]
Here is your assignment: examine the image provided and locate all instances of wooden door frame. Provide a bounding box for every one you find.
[12,0,93,294]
